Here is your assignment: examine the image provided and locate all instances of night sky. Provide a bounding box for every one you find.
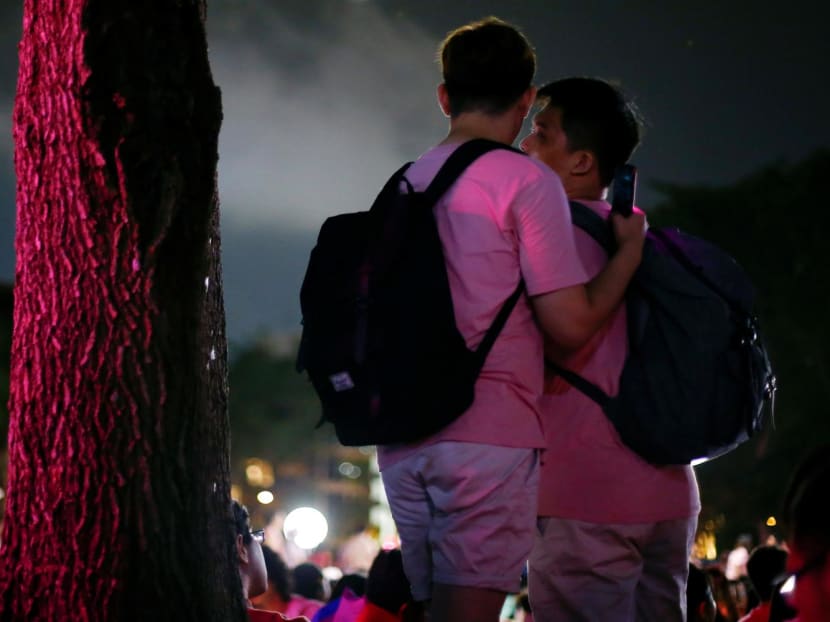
[0,0,827,343]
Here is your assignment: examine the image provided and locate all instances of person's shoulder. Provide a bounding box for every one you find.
[572,199,611,217]
[476,147,549,178]
[470,149,564,203]
[247,607,309,622]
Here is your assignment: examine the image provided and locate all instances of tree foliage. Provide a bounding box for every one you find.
[228,342,372,540]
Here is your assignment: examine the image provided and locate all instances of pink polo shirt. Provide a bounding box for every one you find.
[378,142,588,470]
[537,199,700,523]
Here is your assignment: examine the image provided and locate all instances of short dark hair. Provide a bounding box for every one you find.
[686,563,715,622]
[231,499,253,544]
[293,562,325,601]
[366,549,411,614]
[782,444,830,555]
[262,545,293,602]
[536,77,641,187]
[439,17,535,117]
[330,573,368,601]
[746,546,788,602]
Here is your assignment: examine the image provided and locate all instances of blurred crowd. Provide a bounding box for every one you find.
[234,442,829,622]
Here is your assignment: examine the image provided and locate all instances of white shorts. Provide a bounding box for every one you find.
[381,441,539,601]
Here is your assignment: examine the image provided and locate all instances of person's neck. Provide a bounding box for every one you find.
[440,112,519,147]
[566,182,607,203]
[252,590,288,611]
[240,576,252,605]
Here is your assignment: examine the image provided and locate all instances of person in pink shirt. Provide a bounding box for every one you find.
[519,77,700,622]
[377,20,646,622]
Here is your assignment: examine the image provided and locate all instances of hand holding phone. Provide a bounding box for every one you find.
[611,164,637,217]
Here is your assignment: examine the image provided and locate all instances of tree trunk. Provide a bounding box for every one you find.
[0,1,243,620]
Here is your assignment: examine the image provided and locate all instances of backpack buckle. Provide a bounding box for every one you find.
[740,316,759,346]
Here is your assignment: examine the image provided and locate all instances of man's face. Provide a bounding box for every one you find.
[520,105,573,179]
[783,544,830,622]
[247,537,268,598]
[237,532,268,600]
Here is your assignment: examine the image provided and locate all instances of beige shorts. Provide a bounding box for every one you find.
[528,515,698,622]
[381,441,539,601]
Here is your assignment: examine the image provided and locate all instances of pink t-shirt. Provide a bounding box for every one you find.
[284,595,323,619]
[537,199,700,523]
[378,143,588,470]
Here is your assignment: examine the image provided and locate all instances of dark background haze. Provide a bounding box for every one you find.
[0,0,827,343]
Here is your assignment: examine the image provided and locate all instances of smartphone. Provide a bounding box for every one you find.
[611,164,638,216]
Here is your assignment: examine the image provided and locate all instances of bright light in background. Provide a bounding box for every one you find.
[257,490,275,505]
[367,449,397,550]
[284,507,328,550]
[338,461,362,479]
[245,458,275,487]
[693,529,718,561]
[246,463,263,482]
[766,516,777,527]
[323,566,343,585]
[690,457,710,467]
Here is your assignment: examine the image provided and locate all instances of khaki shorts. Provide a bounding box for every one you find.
[528,515,698,622]
[381,441,539,601]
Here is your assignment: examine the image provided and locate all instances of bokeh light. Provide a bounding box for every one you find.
[245,458,275,487]
[257,490,275,505]
[283,506,328,550]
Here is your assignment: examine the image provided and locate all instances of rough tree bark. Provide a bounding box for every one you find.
[0,1,244,620]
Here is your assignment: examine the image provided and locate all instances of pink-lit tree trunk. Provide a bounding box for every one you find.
[0,2,243,620]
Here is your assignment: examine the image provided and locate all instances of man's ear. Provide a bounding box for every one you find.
[518,86,538,119]
[571,150,596,177]
[437,83,451,117]
[236,534,249,565]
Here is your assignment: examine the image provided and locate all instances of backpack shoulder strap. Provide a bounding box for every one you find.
[544,359,611,409]
[569,201,615,254]
[420,139,523,208]
[415,138,525,370]
[473,279,524,367]
[543,202,617,408]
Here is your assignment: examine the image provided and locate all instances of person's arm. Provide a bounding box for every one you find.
[531,210,645,352]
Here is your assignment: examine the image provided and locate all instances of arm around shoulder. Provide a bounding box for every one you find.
[531,211,645,352]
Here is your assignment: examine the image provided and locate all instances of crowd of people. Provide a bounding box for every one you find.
[258,15,827,622]
[233,439,830,622]
[233,500,421,621]
[683,447,830,622]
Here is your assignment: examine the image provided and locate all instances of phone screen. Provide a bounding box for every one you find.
[611,164,637,216]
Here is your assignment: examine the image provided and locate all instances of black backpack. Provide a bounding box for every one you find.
[546,202,777,465]
[297,139,523,446]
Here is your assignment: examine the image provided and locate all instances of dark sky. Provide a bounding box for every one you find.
[1,0,827,343]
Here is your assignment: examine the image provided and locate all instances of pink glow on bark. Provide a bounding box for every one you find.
[0,1,169,617]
